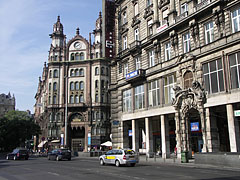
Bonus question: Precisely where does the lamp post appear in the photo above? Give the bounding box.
[64,75,68,147]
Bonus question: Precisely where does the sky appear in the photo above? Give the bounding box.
[0,0,102,113]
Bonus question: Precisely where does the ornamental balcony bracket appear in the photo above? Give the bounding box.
[144,4,153,19]
[158,0,170,9]
[126,69,146,83]
[131,15,141,27]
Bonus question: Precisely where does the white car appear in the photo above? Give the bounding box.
[99,149,139,167]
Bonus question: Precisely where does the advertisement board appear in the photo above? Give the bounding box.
[191,122,199,132]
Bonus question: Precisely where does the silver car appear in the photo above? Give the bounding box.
[99,149,139,167]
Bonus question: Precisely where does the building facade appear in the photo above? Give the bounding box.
[34,13,111,152]
[0,92,15,117]
[110,0,240,159]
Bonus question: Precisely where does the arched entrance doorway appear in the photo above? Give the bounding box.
[187,108,203,153]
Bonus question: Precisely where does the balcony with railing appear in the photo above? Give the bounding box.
[175,11,188,23]
[129,40,141,52]
[131,14,141,27]
[126,69,146,83]
[144,4,153,19]
[194,0,211,12]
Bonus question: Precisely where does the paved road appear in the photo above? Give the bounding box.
[0,157,240,180]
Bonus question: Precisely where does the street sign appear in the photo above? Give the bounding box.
[234,110,240,117]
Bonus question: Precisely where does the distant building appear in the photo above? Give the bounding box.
[0,92,15,117]
[34,12,111,152]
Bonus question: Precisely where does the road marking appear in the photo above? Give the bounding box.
[47,172,60,176]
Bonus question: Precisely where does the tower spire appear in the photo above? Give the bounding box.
[76,27,80,35]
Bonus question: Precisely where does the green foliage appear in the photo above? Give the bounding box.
[0,111,41,152]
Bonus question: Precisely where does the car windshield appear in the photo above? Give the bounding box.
[124,150,135,155]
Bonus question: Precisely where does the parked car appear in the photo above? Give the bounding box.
[47,148,71,161]
[6,148,29,160]
[99,149,139,167]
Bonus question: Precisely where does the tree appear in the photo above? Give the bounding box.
[0,111,41,152]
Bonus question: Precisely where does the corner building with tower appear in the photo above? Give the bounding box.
[35,12,112,152]
[110,0,240,160]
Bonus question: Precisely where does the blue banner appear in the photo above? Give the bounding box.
[191,122,199,132]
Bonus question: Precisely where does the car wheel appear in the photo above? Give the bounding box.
[130,163,136,167]
[6,156,9,160]
[115,160,120,167]
[100,159,105,166]
[56,156,60,161]
[13,156,16,161]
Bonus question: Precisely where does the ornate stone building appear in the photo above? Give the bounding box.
[0,92,15,117]
[35,13,111,152]
[110,0,240,160]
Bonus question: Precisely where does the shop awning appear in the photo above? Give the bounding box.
[101,141,112,147]
[51,139,60,143]
[38,140,47,148]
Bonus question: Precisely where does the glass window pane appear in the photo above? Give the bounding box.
[229,54,236,66]
[230,67,238,89]
[204,75,210,93]
[237,52,240,64]
[210,61,216,72]
[203,64,209,74]
[218,71,224,92]
[217,59,222,69]
[211,72,218,93]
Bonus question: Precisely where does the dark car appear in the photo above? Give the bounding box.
[6,148,29,160]
[47,148,71,161]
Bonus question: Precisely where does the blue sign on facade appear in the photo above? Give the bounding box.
[129,130,132,136]
[126,70,139,80]
[191,122,199,132]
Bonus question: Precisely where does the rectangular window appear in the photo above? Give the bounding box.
[181,3,188,14]
[123,35,127,50]
[165,42,171,61]
[183,32,191,53]
[124,62,128,77]
[229,52,240,89]
[149,80,160,107]
[135,57,141,70]
[203,59,225,94]
[147,19,153,36]
[149,50,155,67]
[231,8,240,33]
[134,3,139,16]
[164,74,176,104]
[147,0,152,7]
[134,28,139,41]
[205,21,214,44]
[135,85,145,110]
[122,11,127,24]
[123,89,132,112]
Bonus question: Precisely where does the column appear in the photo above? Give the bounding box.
[205,107,213,152]
[84,125,88,152]
[132,120,136,151]
[161,115,170,158]
[145,117,150,157]
[199,108,207,153]
[226,104,240,152]
[175,111,181,159]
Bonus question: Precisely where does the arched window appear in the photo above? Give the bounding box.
[95,80,99,88]
[80,81,84,90]
[184,71,193,89]
[80,68,84,76]
[75,82,79,90]
[95,67,99,75]
[70,69,75,77]
[49,70,52,78]
[53,82,57,91]
[70,82,74,91]
[75,95,79,103]
[80,52,84,60]
[95,94,99,102]
[71,53,74,60]
[75,69,79,76]
[80,95,84,102]
[101,67,104,75]
[76,53,80,60]
[101,80,105,89]
[49,96,51,104]
[49,83,52,91]
[53,96,57,104]
[70,95,74,103]
[106,68,109,76]
[53,69,58,78]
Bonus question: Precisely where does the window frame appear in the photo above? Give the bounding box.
[149,49,155,67]
[148,80,160,107]
[231,7,240,33]
[183,32,191,53]
[134,85,145,110]
[165,42,171,61]
[205,21,214,44]
[123,89,132,112]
